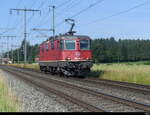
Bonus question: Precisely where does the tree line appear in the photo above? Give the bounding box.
[92,37,150,63]
[4,37,150,63]
[4,39,39,63]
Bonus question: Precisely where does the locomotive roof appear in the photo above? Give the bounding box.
[41,35,91,45]
[58,35,90,39]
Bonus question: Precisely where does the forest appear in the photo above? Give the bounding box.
[4,37,150,63]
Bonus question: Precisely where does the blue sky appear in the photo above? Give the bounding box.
[0,0,150,52]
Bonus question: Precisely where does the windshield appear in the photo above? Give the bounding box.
[80,40,90,50]
[65,40,75,50]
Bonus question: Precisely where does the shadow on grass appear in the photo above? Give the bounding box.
[87,70,105,78]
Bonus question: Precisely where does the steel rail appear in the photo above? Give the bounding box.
[4,66,150,112]
[87,78,150,89]
[69,78,150,94]
[2,67,105,112]
[6,65,150,93]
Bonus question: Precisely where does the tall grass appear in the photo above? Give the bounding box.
[0,76,20,112]
[9,63,40,70]
[92,64,150,85]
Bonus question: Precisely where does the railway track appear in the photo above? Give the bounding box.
[6,65,150,94]
[2,66,104,112]
[2,65,150,112]
[84,78,150,92]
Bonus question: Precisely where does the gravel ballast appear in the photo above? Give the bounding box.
[0,69,85,112]
[1,66,149,112]
[5,67,142,112]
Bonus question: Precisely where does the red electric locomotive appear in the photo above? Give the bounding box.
[39,19,93,77]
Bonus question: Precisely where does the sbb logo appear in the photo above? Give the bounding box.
[75,52,81,57]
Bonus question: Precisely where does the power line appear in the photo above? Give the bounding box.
[27,0,45,24]
[0,35,16,59]
[10,8,41,64]
[28,1,72,41]
[56,0,72,9]
[0,28,15,35]
[56,0,105,28]
[6,0,25,47]
[55,0,82,19]
[65,0,81,11]
[33,0,78,29]
[86,0,150,25]
[5,0,23,33]
[10,0,24,28]
[33,0,74,28]
[16,0,47,46]
[70,0,105,18]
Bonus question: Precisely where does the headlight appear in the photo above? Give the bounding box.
[66,58,71,60]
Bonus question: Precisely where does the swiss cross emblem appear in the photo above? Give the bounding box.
[75,52,81,57]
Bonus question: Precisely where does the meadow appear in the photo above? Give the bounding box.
[0,72,20,112]
[9,61,150,85]
[9,63,40,70]
[92,62,150,85]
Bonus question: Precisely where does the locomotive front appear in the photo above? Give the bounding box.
[59,35,93,76]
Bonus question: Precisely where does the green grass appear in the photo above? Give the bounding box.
[9,63,40,70]
[92,63,150,85]
[0,77,20,112]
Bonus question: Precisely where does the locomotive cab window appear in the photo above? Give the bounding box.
[41,46,44,52]
[65,40,75,50]
[45,44,49,51]
[80,40,90,50]
[60,40,64,50]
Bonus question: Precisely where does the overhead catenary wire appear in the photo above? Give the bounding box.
[15,0,150,46]
[0,0,24,54]
[28,0,54,44]
[33,0,74,28]
[28,0,79,46]
[70,0,105,18]
[56,0,72,9]
[17,0,48,45]
[55,0,82,19]
[6,0,22,28]
[28,0,76,39]
[56,0,105,28]
[35,0,76,28]
[84,0,150,26]
[27,0,45,24]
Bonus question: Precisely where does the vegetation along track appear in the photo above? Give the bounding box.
[1,65,150,112]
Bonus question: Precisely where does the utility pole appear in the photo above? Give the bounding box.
[32,6,55,40]
[10,8,41,64]
[0,36,16,59]
[49,6,55,39]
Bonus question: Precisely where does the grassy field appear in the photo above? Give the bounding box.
[0,72,20,112]
[9,63,40,70]
[92,63,150,85]
[8,61,150,85]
